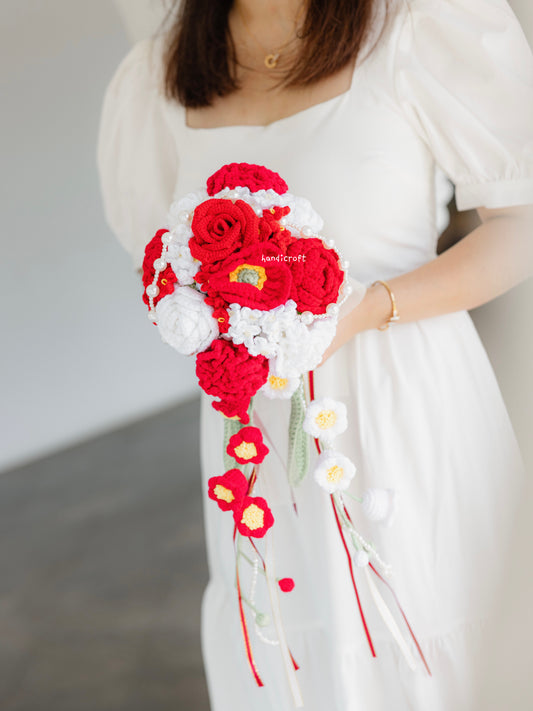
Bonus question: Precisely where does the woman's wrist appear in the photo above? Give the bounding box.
[349,282,394,334]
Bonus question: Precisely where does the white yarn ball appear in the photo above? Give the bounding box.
[361,488,397,527]
[354,550,370,567]
[155,287,218,356]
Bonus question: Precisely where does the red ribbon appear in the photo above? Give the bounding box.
[308,371,376,657]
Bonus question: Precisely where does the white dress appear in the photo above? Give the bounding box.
[98,1,533,709]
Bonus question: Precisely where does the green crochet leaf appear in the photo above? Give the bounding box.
[222,398,255,472]
[287,382,309,487]
[223,418,244,471]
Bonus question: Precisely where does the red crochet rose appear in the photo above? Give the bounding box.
[207,163,288,196]
[205,243,292,311]
[227,426,269,465]
[142,229,178,307]
[234,495,274,538]
[208,469,249,512]
[189,199,259,265]
[196,340,269,423]
[286,238,344,314]
[258,206,296,253]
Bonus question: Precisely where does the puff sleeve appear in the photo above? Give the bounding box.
[97,37,178,269]
[394,0,533,210]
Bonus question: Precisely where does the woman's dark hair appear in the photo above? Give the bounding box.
[164,0,383,107]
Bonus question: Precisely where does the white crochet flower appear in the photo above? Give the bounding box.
[361,489,397,528]
[303,397,348,442]
[313,451,356,494]
[156,286,218,356]
[166,189,208,232]
[166,241,199,286]
[260,371,301,400]
[274,316,336,378]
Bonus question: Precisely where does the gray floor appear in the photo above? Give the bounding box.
[0,398,210,711]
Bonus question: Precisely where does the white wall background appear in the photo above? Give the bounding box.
[0,0,196,472]
[0,0,531,473]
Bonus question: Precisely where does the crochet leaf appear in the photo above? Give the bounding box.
[222,398,256,471]
[223,418,244,471]
[287,383,309,487]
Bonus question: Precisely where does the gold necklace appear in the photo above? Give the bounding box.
[236,3,305,69]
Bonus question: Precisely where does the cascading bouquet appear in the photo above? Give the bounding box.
[142,163,430,706]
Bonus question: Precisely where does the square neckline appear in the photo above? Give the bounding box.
[182,58,358,133]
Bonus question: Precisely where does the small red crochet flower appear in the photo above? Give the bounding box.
[208,469,249,512]
[227,426,269,465]
[234,496,274,538]
[278,578,295,593]
[189,199,259,265]
[142,229,178,307]
[196,340,269,423]
[207,163,288,196]
[258,206,296,253]
[204,294,230,334]
[286,238,344,314]
[205,243,292,311]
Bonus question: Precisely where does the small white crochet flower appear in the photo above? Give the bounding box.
[303,397,347,442]
[166,241,199,286]
[260,371,301,400]
[361,489,397,528]
[156,286,218,356]
[312,451,356,494]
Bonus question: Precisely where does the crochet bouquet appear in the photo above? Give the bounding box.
[142,163,429,705]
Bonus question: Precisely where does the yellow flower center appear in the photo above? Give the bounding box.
[234,441,258,460]
[241,504,265,530]
[326,465,344,484]
[315,410,337,429]
[268,375,288,390]
[214,485,235,503]
[229,263,267,290]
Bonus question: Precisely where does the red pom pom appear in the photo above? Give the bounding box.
[142,229,178,307]
[207,163,288,196]
[278,577,295,593]
[286,238,344,314]
[234,496,274,538]
[189,199,259,265]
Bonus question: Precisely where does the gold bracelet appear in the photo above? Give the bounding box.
[372,280,400,331]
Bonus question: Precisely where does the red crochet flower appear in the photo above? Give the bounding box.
[278,578,295,593]
[258,206,296,253]
[234,496,274,538]
[205,243,292,311]
[142,229,178,307]
[207,163,288,196]
[208,469,249,512]
[189,199,259,265]
[227,426,269,465]
[196,340,269,423]
[286,238,344,314]
[204,295,230,334]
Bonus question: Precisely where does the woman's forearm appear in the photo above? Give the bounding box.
[322,206,533,359]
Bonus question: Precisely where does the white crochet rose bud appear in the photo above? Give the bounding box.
[155,286,218,356]
[361,488,397,528]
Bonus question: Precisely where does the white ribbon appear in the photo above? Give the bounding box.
[363,567,418,671]
[265,534,304,708]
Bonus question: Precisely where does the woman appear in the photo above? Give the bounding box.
[98,0,533,709]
